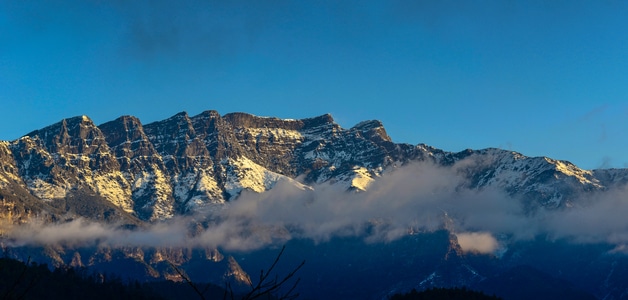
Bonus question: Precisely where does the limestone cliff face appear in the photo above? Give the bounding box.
[0,110,626,222]
[0,141,20,184]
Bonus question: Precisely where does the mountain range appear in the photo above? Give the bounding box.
[1,110,628,299]
[1,110,626,222]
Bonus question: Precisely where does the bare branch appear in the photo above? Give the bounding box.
[168,261,206,300]
[279,277,301,300]
[173,245,304,300]
[3,256,31,300]
[242,246,305,300]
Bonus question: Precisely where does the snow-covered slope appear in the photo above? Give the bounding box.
[1,110,626,222]
[450,148,605,209]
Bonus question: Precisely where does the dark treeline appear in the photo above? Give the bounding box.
[3,256,507,300]
[390,287,502,300]
[0,257,226,300]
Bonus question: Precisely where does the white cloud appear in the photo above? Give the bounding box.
[5,160,628,253]
[456,232,499,254]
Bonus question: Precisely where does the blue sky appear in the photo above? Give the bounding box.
[1,1,627,170]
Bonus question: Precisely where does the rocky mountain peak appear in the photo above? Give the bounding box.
[25,115,105,155]
[223,112,301,131]
[301,113,335,128]
[190,110,222,134]
[99,115,145,146]
[143,112,197,157]
[351,120,391,143]
[98,115,159,173]
[351,119,383,130]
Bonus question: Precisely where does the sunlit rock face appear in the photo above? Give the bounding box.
[1,110,627,222]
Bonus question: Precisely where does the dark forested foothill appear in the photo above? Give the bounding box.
[390,287,502,300]
[0,257,226,300]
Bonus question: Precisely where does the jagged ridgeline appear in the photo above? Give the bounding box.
[0,111,409,222]
[1,110,627,223]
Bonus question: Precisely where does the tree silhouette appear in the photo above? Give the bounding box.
[169,246,305,300]
[241,246,305,300]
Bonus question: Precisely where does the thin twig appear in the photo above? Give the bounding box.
[250,245,285,294]
[279,277,301,300]
[242,246,305,300]
[168,261,206,300]
[16,274,39,300]
[3,256,31,300]
[223,282,229,300]
[247,260,305,300]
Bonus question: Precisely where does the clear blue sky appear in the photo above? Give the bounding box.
[1,1,627,170]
